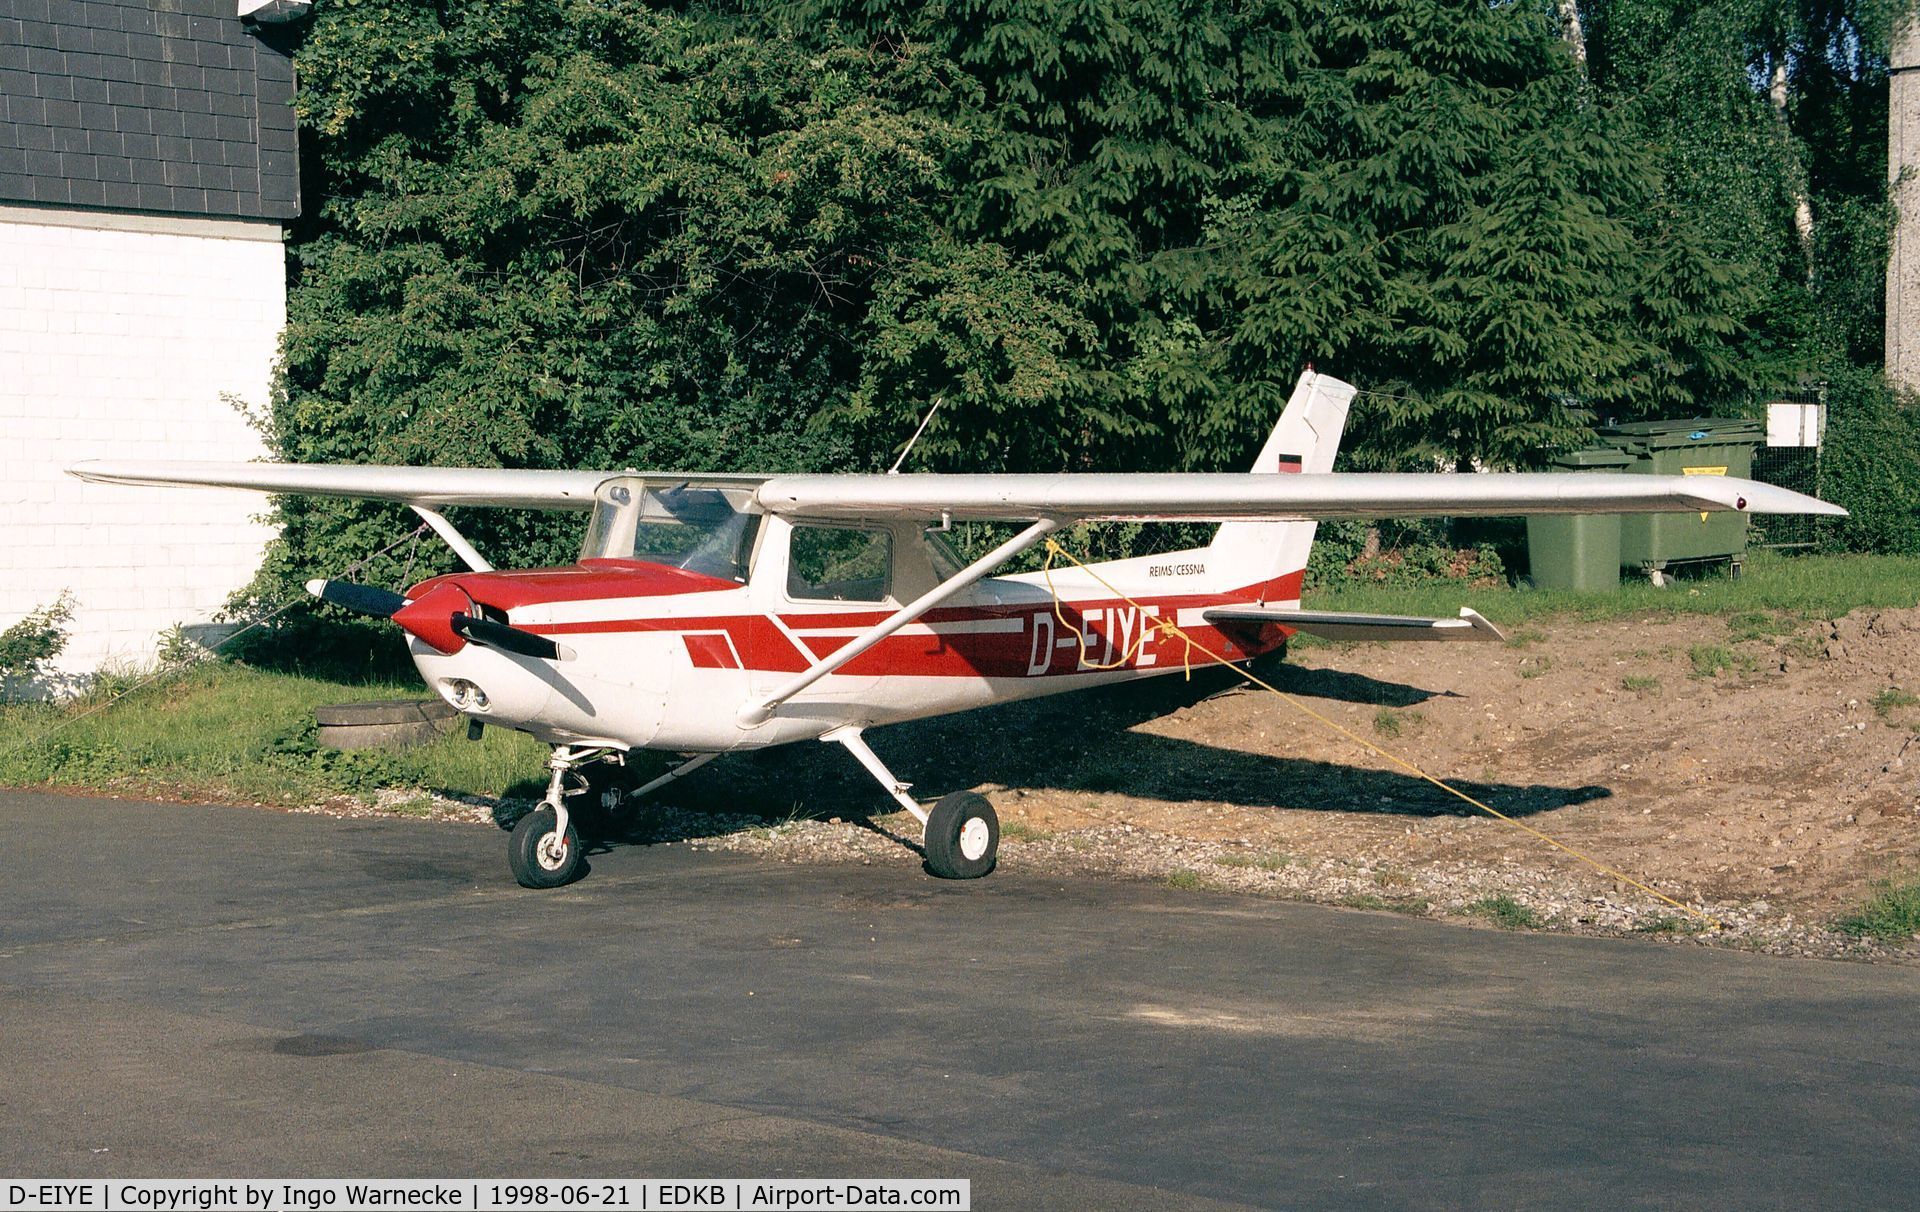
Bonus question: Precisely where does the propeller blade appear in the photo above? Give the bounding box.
[450,613,573,662]
[306,578,408,618]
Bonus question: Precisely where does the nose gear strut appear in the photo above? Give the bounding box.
[508,744,622,888]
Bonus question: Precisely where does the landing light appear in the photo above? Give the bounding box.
[446,679,490,712]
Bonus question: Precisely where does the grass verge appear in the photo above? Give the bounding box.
[0,661,549,805]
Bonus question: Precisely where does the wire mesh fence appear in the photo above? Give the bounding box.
[1749,382,1827,551]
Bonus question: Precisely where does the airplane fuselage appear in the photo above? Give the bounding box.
[403,534,1296,755]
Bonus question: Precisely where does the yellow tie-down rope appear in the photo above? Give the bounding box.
[1038,538,1722,930]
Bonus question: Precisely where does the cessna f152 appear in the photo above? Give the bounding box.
[70,372,1844,888]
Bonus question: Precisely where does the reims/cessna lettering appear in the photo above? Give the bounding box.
[71,372,1844,889]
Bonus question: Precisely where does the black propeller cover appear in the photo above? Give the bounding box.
[305,579,408,619]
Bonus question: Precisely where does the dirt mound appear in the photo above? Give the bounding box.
[1811,605,1920,671]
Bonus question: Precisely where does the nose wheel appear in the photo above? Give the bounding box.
[508,804,581,888]
[508,744,610,888]
[506,746,726,888]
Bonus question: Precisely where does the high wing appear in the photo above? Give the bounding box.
[64,460,763,510]
[751,471,1844,522]
[69,462,1844,521]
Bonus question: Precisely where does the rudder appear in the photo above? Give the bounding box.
[1207,370,1356,602]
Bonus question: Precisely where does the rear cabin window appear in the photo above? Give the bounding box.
[787,526,892,602]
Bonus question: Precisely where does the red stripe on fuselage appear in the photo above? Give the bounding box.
[682,633,743,670]
[537,612,815,672]
[522,570,1303,679]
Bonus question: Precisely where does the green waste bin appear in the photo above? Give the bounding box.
[1597,418,1764,579]
[1525,448,1633,591]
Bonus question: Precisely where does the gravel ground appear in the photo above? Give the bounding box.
[287,785,1920,963]
[258,603,1920,964]
[684,811,1920,963]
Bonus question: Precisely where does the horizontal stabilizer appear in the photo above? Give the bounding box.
[1204,605,1506,643]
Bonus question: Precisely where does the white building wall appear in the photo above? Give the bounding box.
[1,204,284,684]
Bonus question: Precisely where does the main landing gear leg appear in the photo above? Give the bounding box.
[823,726,999,881]
[630,751,720,800]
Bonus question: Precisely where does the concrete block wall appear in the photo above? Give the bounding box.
[1,204,283,683]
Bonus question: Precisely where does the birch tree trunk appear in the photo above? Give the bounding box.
[1770,57,1817,265]
[1558,0,1587,68]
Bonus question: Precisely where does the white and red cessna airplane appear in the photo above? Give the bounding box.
[71,372,1842,888]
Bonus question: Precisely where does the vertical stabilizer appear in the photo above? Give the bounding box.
[1207,371,1356,601]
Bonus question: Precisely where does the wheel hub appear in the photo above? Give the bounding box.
[959,817,990,861]
[537,832,570,870]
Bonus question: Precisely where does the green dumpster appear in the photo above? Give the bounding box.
[1525,448,1633,591]
[1597,418,1764,581]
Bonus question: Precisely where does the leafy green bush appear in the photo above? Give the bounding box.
[253,0,1797,598]
[25,739,134,784]
[1305,520,1505,592]
[263,716,417,797]
[0,593,75,695]
[1818,367,1920,555]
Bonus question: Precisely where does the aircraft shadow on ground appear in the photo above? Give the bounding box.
[554,662,1609,854]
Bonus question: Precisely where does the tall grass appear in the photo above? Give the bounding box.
[1836,877,1920,940]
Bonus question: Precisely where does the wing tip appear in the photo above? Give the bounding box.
[1458,607,1506,642]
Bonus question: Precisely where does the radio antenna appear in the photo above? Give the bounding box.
[888,396,944,475]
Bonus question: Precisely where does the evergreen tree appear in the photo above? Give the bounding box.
[258,0,1088,597]
[252,0,1892,601]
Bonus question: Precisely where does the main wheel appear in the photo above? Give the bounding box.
[923,791,999,880]
[508,804,583,889]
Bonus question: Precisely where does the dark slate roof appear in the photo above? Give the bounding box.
[0,0,299,221]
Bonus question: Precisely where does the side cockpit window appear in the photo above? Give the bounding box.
[787,526,892,602]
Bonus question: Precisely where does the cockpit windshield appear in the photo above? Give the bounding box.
[582,477,762,583]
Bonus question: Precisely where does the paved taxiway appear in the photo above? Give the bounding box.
[1,790,1917,1208]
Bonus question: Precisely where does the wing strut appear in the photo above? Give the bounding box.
[411,505,493,572]
[738,516,1061,726]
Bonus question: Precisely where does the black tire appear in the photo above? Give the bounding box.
[923,791,998,880]
[508,805,583,889]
